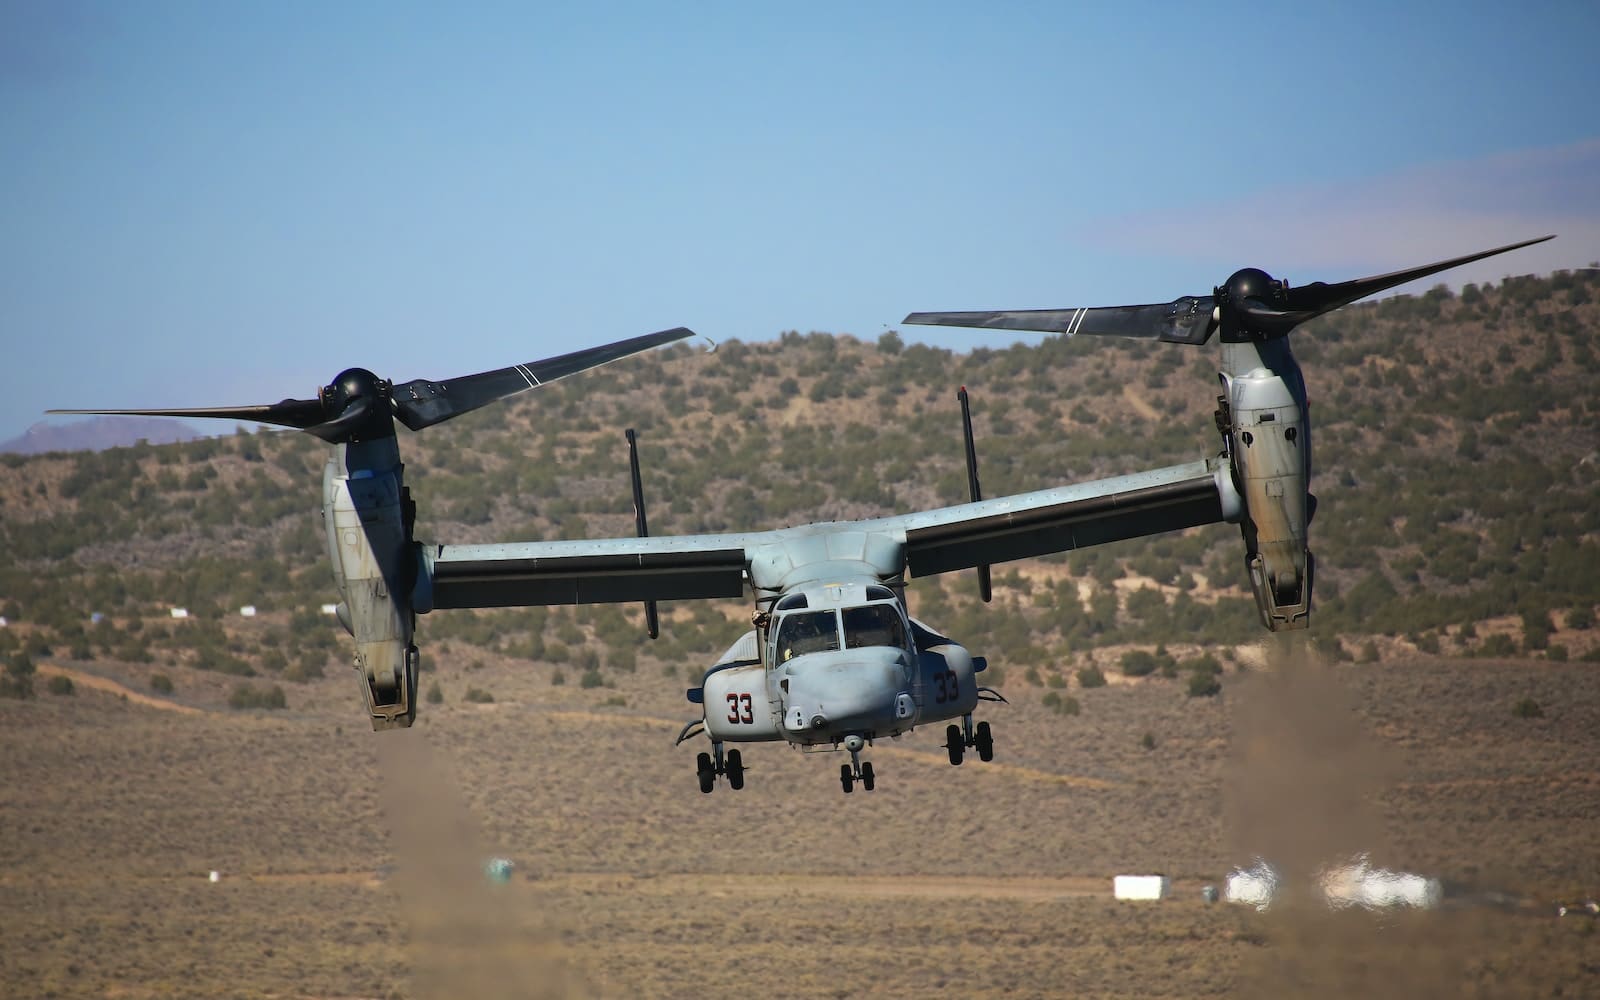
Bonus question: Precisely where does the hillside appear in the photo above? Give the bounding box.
[4,269,1600,999]
[2,268,1596,692]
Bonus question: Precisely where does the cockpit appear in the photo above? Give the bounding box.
[773,586,908,662]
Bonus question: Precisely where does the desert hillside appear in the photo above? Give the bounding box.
[2,269,1599,997]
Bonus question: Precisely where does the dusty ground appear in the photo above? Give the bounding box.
[3,641,1599,998]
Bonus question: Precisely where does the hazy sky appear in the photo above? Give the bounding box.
[4,1,1597,443]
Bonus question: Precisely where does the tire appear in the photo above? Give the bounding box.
[726,749,745,791]
[840,763,854,793]
[860,761,875,792]
[975,720,994,762]
[696,752,716,794]
[946,724,965,766]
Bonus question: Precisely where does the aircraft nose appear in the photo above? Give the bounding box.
[782,649,908,733]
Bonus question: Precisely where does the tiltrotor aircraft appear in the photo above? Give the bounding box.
[51,236,1549,795]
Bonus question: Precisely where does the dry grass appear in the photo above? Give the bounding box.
[4,640,1599,997]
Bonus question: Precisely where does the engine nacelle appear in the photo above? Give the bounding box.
[323,441,419,730]
[1223,363,1312,631]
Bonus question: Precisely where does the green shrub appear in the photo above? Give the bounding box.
[463,687,495,704]
[1477,633,1517,657]
[1075,665,1106,689]
[149,673,174,694]
[551,669,566,686]
[579,668,604,689]
[1512,697,1544,719]
[1140,731,1156,750]
[426,681,443,704]
[1,653,36,699]
[1120,649,1158,677]
[47,673,76,696]
[1041,691,1080,716]
[1187,672,1222,698]
[228,683,287,710]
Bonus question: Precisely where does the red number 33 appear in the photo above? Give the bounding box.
[726,692,754,724]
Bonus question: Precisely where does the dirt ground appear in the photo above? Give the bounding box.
[3,643,1599,998]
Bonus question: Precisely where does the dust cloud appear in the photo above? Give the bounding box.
[376,732,586,1000]
[1226,635,1393,891]
[1227,635,1486,999]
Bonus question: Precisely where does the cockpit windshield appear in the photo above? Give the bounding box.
[775,610,840,661]
[842,603,907,650]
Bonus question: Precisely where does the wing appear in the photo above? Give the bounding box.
[421,530,773,610]
[418,458,1230,610]
[880,458,1230,577]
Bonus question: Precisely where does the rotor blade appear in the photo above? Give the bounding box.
[391,326,695,432]
[48,398,328,430]
[1280,234,1555,321]
[904,297,1217,345]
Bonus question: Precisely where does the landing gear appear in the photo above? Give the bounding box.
[975,720,994,762]
[946,715,995,765]
[694,741,747,794]
[839,734,876,793]
[945,724,965,766]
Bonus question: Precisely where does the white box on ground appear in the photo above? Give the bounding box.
[1113,875,1171,900]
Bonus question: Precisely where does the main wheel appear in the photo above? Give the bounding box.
[945,724,965,766]
[975,720,994,762]
[840,763,854,793]
[696,751,716,794]
[726,749,745,791]
[860,761,875,791]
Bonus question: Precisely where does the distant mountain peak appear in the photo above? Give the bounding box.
[0,417,206,455]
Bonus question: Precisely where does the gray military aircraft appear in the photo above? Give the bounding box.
[49,235,1551,795]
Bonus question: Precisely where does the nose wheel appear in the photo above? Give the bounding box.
[695,742,745,794]
[839,735,876,793]
[945,715,995,766]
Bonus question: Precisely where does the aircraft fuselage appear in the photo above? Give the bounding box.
[693,580,985,751]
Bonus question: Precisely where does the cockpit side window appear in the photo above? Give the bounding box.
[775,610,840,661]
[842,603,908,650]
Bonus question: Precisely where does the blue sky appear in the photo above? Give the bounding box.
[4,1,1597,443]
